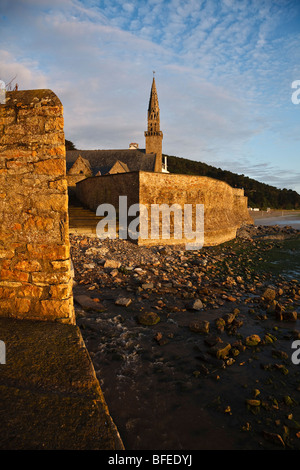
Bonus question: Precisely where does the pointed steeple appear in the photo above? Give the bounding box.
[145,74,163,172]
[147,76,161,133]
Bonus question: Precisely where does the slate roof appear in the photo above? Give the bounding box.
[66,149,156,175]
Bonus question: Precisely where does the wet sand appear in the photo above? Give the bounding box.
[70,227,300,450]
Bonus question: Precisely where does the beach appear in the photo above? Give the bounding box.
[70,221,300,450]
[251,210,300,229]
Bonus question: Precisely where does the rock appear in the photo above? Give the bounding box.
[186,299,203,310]
[262,431,285,447]
[137,311,160,326]
[215,317,226,332]
[209,342,231,359]
[85,246,109,256]
[262,287,276,302]
[83,262,96,269]
[222,312,236,325]
[263,333,277,344]
[189,320,210,334]
[154,332,163,342]
[245,334,261,346]
[74,294,106,312]
[141,282,154,290]
[246,399,261,407]
[110,269,119,277]
[104,259,121,269]
[154,332,169,346]
[115,296,132,307]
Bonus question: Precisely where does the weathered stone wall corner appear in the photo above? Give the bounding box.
[0,89,74,324]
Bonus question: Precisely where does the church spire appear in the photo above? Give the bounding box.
[145,75,163,172]
[147,75,160,133]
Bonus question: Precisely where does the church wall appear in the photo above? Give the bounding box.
[76,172,140,213]
[0,89,75,323]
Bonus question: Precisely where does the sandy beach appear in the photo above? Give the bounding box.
[251,210,300,229]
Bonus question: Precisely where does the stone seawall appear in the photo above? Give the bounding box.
[139,172,253,246]
[0,89,74,323]
[76,171,253,247]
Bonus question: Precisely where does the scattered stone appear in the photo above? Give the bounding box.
[189,320,209,334]
[185,299,203,311]
[262,287,276,302]
[74,294,106,312]
[262,431,285,447]
[137,311,160,326]
[246,399,261,407]
[104,259,121,269]
[245,334,261,347]
[115,296,132,307]
[209,342,231,359]
[110,269,119,277]
[154,332,163,342]
[83,262,96,269]
[222,312,236,325]
[85,246,109,256]
[215,317,226,332]
[141,282,154,290]
[264,333,277,344]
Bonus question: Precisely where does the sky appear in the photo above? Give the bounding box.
[1,0,300,192]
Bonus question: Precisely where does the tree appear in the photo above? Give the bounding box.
[65,139,77,150]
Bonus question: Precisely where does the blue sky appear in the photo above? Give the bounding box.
[1,0,300,192]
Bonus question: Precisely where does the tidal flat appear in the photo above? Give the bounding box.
[70,224,300,450]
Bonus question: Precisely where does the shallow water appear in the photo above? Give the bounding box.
[255,215,300,230]
[254,216,300,280]
[261,238,300,280]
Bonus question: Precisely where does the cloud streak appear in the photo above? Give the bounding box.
[0,0,300,191]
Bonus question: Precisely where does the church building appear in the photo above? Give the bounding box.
[66,76,168,183]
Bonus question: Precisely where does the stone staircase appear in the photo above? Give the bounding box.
[68,196,119,236]
[68,200,100,235]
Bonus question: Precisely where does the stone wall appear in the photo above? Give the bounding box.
[139,172,253,246]
[76,172,140,213]
[76,171,253,247]
[0,89,74,323]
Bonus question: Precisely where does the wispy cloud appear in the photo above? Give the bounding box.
[0,0,300,191]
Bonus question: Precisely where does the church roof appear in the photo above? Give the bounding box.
[66,149,156,175]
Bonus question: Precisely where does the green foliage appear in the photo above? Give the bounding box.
[165,154,300,210]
